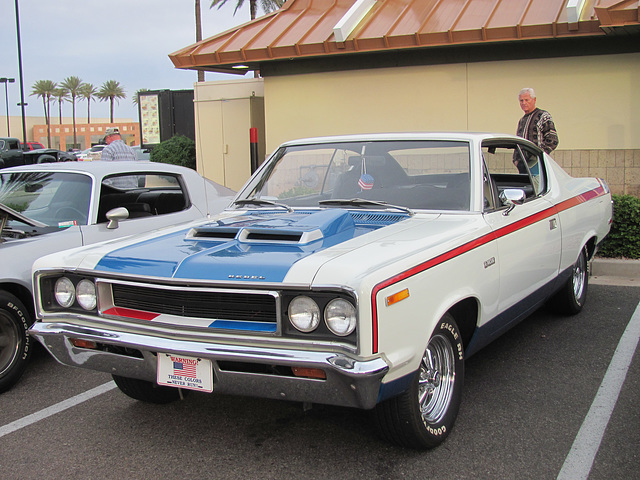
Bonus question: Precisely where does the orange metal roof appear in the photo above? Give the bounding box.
[170,0,640,73]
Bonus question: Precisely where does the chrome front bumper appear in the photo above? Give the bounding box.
[29,322,389,409]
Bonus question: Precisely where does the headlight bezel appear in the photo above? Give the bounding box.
[283,291,358,344]
[43,274,99,313]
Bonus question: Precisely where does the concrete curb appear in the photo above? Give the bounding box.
[590,258,640,286]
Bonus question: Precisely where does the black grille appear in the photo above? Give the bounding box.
[111,283,277,323]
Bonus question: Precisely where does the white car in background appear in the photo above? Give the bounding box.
[0,161,234,392]
[75,144,107,161]
[29,133,612,449]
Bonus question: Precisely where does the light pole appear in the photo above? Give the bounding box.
[14,0,27,144]
[0,77,15,136]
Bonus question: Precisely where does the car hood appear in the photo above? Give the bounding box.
[84,209,423,283]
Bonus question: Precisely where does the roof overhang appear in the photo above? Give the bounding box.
[169,0,640,75]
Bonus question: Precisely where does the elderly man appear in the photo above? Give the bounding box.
[100,127,137,161]
[516,88,558,154]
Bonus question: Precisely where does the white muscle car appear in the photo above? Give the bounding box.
[29,133,612,449]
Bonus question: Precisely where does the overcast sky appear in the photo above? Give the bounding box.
[0,0,262,121]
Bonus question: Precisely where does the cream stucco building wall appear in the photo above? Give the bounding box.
[264,53,639,151]
[194,79,265,191]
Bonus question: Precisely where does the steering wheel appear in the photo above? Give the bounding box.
[54,207,88,224]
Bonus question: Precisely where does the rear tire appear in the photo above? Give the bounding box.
[550,247,588,315]
[112,375,184,404]
[374,313,464,449]
[0,292,32,393]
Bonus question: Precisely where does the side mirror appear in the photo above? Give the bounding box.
[499,189,526,216]
[105,207,129,229]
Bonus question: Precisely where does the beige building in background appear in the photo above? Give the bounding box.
[171,0,640,196]
[0,116,137,150]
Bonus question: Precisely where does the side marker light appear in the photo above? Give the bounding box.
[386,288,410,307]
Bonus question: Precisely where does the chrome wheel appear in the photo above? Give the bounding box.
[419,333,456,424]
[374,314,464,449]
[549,246,589,315]
[572,250,587,304]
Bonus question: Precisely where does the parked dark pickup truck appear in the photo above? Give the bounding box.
[0,137,76,168]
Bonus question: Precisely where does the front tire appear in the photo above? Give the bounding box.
[112,374,184,404]
[0,292,32,393]
[374,314,464,449]
[550,247,588,315]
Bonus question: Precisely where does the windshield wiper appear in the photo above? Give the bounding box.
[319,198,414,216]
[233,197,294,213]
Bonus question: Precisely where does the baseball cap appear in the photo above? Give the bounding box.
[105,127,120,136]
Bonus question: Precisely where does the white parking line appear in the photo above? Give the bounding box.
[0,381,116,439]
[557,301,640,480]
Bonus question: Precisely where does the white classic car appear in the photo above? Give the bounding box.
[0,161,234,392]
[29,133,612,449]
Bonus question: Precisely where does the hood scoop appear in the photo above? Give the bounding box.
[187,210,356,246]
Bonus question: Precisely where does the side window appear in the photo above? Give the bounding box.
[97,173,188,223]
[482,142,547,203]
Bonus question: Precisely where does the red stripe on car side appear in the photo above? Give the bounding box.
[370,186,607,353]
[103,307,159,321]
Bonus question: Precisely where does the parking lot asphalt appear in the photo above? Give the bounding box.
[1,284,638,480]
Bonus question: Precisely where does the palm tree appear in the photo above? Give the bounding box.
[30,80,57,148]
[79,83,98,124]
[60,76,84,149]
[97,80,126,123]
[132,89,150,107]
[132,88,150,122]
[210,0,285,20]
[52,88,68,125]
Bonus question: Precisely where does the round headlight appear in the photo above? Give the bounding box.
[288,296,320,332]
[76,279,97,311]
[54,277,76,308]
[325,298,357,336]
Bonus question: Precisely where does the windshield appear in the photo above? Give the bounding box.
[239,140,471,211]
[0,171,92,227]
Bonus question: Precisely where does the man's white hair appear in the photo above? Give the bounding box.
[519,87,536,98]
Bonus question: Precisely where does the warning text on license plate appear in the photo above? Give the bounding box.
[157,353,213,392]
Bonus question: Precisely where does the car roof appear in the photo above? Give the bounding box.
[0,161,195,176]
[278,132,530,147]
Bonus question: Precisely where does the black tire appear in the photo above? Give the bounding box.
[112,374,184,404]
[36,154,56,164]
[374,313,464,449]
[550,247,588,315]
[0,292,32,393]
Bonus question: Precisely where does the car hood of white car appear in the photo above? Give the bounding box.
[34,208,484,287]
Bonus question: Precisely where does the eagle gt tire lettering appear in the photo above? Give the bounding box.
[374,313,464,449]
[0,292,32,393]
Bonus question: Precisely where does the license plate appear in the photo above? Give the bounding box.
[157,353,213,393]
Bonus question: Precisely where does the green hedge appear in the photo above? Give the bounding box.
[149,135,196,170]
[598,194,640,259]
